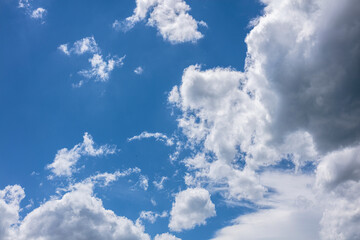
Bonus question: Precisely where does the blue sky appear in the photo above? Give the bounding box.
[1,0,360,240]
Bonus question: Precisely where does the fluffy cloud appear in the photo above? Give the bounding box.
[0,185,25,240]
[154,233,181,240]
[134,66,144,75]
[169,188,215,231]
[114,0,205,44]
[0,170,150,240]
[30,8,46,19]
[169,0,360,237]
[47,132,116,177]
[136,211,168,224]
[316,145,360,240]
[58,37,125,83]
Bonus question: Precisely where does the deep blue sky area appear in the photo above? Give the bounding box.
[0,0,262,239]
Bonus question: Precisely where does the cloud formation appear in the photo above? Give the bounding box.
[47,132,116,177]
[58,37,125,83]
[169,188,215,231]
[114,0,205,44]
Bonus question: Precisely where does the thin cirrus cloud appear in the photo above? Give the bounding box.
[58,36,125,84]
[166,0,360,238]
[113,0,206,44]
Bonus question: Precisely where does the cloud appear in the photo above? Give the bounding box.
[168,0,360,237]
[136,211,168,225]
[154,233,181,240]
[79,54,125,82]
[153,176,168,190]
[114,0,205,44]
[30,8,46,19]
[316,145,360,240]
[139,175,149,190]
[18,0,46,21]
[47,132,116,178]
[212,171,322,240]
[128,131,174,146]
[0,185,25,240]
[169,188,215,232]
[134,66,144,75]
[58,37,125,84]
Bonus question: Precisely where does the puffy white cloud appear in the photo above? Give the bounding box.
[17,180,150,240]
[128,131,174,146]
[58,37,125,84]
[169,0,360,237]
[115,0,205,44]
[47,132,116,177]
[169,188,215,232]
[79,54,125,82]
[30,8,46,19]
[0,185,25,240]
[154,233,181,240]
[316,145,360,240]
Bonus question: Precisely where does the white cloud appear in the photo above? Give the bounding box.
[128,131,174,146]
[136,210,167,224]
[47,132,116,178]
[153,176,168,190]
[79,54,125,82]
[212,171,322,240]
[18,0,47,21]
[154,233,181,240]
[115,0,205,44]
[134,66,144,75]
[0,185,25,240]
[139,175,149,190]
[30,8,46,19]
[316,145,360,240]
[169,188,215,232]
[58,37,125,84]
[169,0,360,237]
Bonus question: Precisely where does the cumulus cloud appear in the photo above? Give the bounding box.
[154,233,181,240]
[139,175,149,190]
[0,185,25,240]
[128,131,174,146]
[47,132,116,178]
[168,0,360,237]
[0,169,150,240]
[58,37,125,84]
[30,8,46,19]
[169,188,215,232]
[114,0,205,44]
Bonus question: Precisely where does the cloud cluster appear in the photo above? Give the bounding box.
[18,0,47,21]
[0,169,150,240]
[169,188,215,231]
[47,132,116,177]
[58,37,125,83]
[114,0,206,44]
[168,0,360,237]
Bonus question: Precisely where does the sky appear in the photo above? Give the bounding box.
[0,0,359,239]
